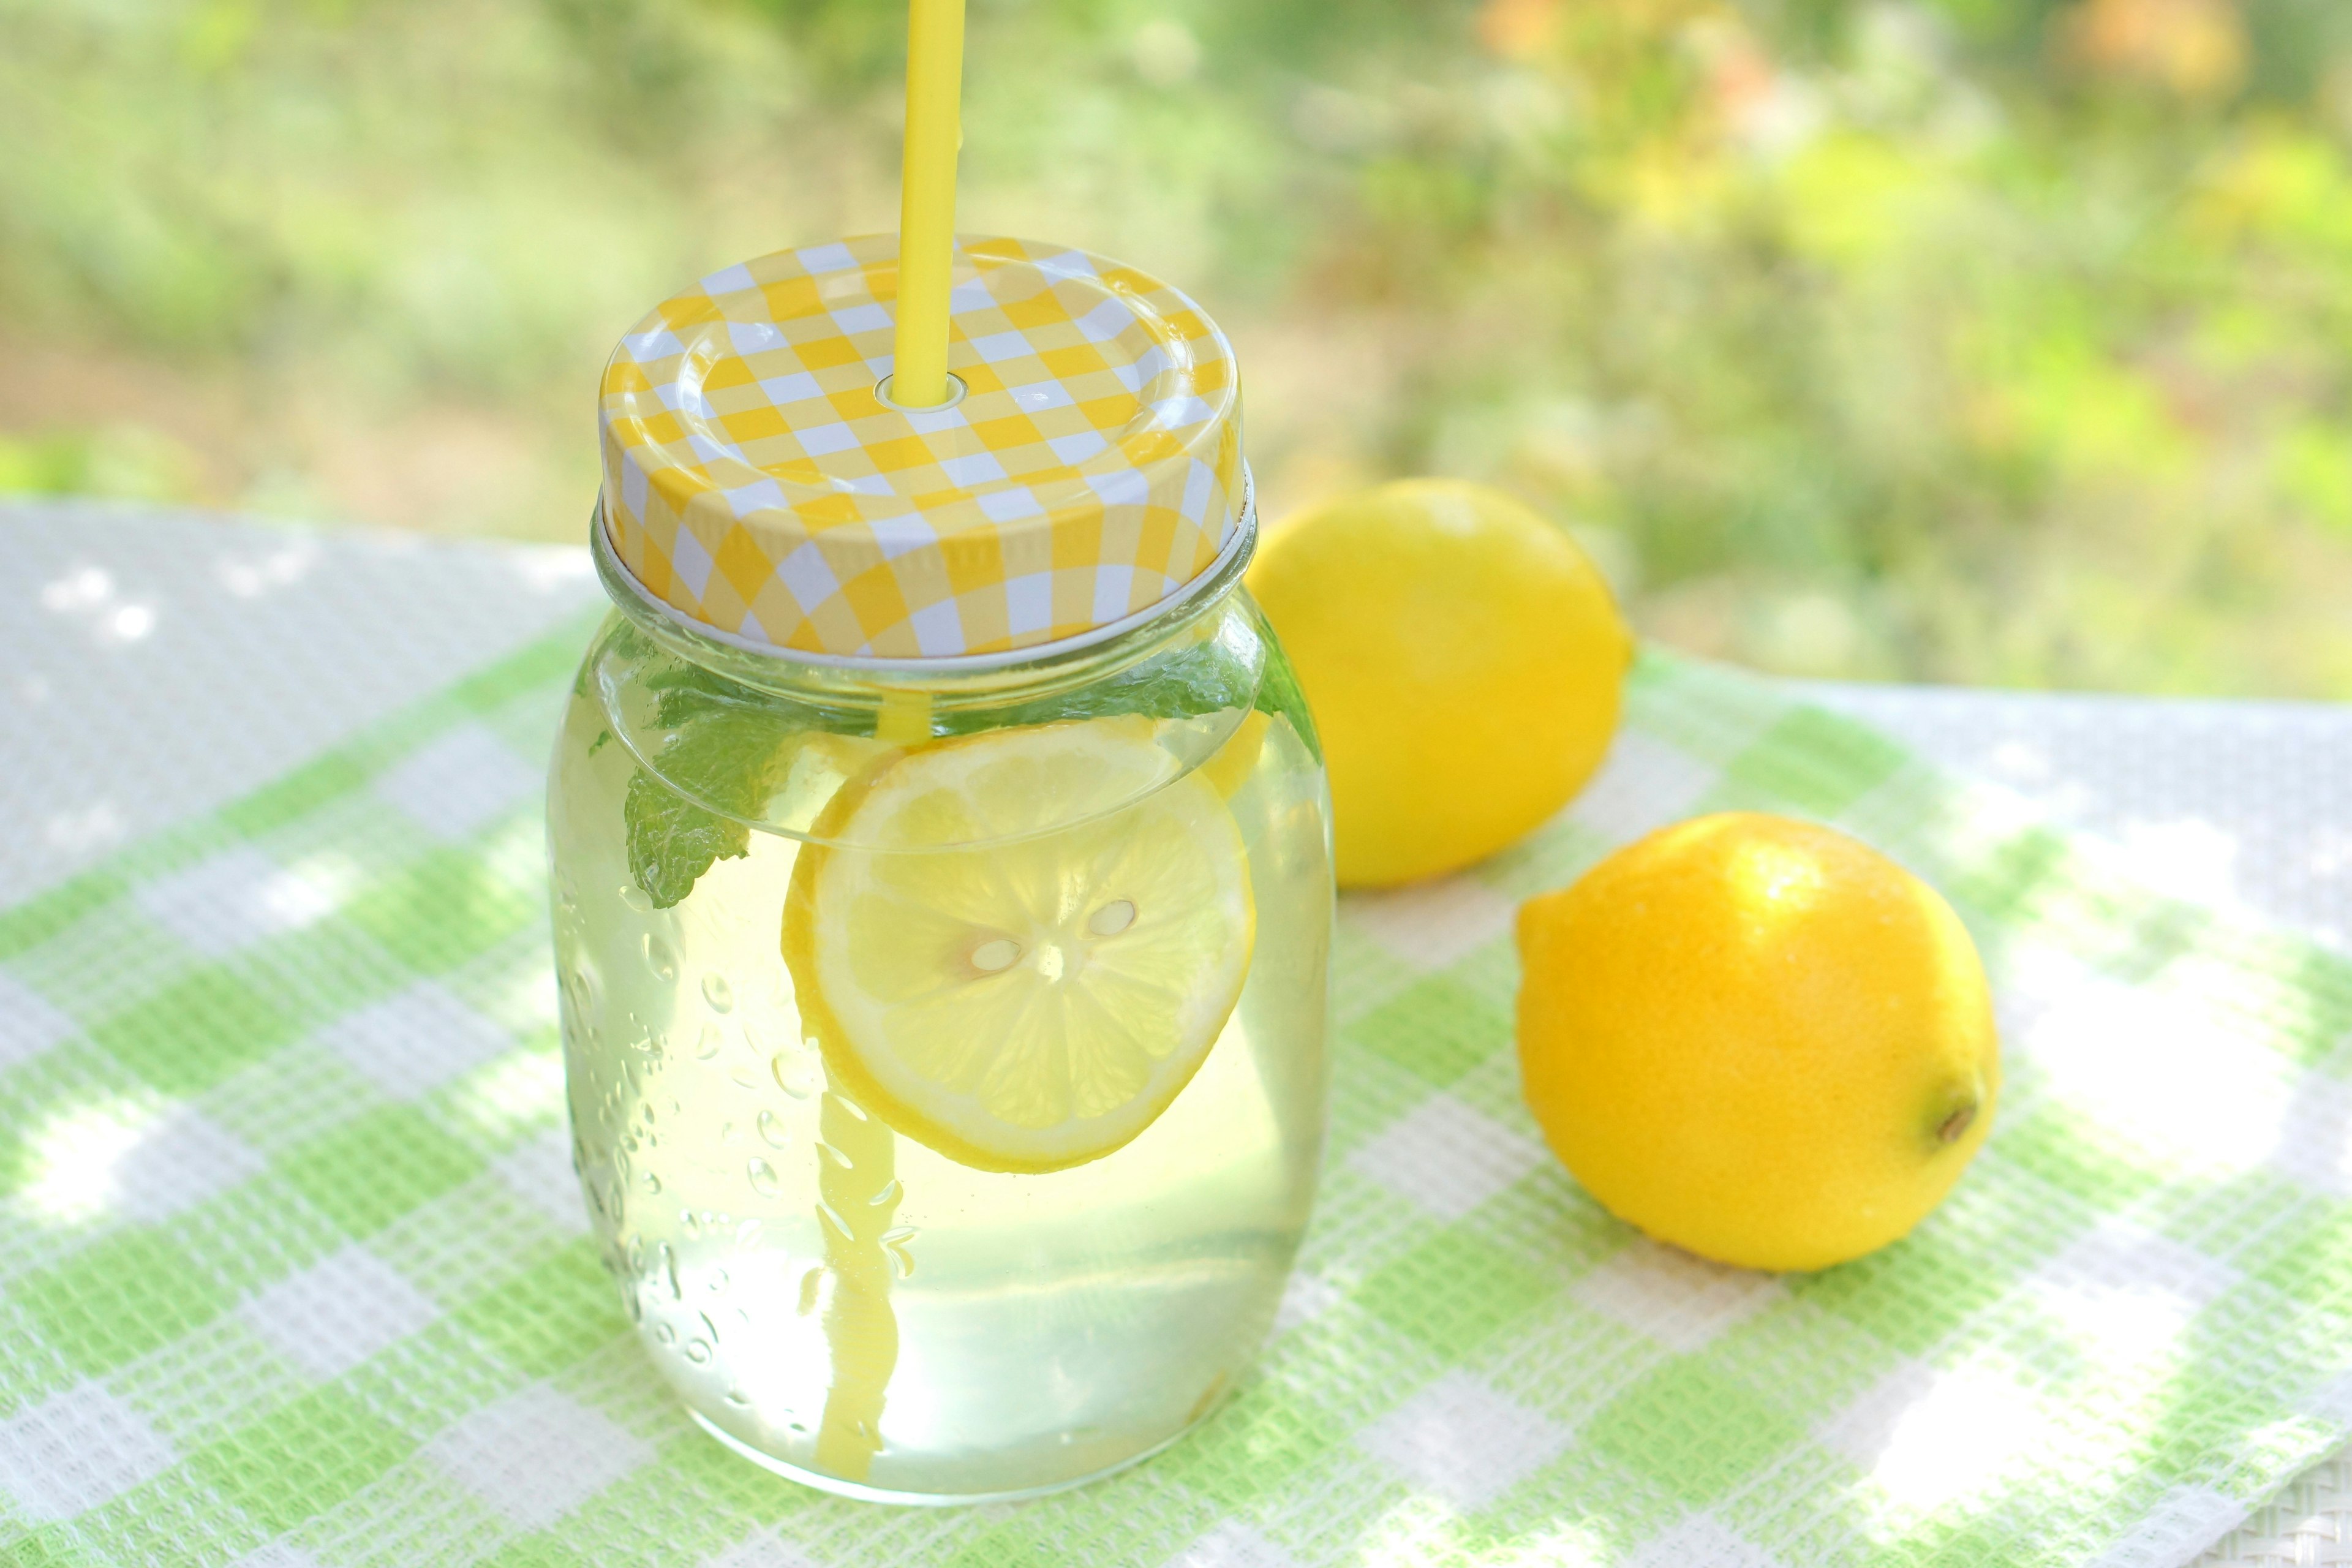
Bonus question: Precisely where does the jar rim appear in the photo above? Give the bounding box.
[593,467,1257,679]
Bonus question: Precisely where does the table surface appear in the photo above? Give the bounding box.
[2,499,2345,1566]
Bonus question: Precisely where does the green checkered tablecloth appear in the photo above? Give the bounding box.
[3,621,2348,1568]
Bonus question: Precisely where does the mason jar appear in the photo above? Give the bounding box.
[546,235,1335,1503]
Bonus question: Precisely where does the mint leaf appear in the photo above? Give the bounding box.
[940,633,1256,735]
[625,766,751,908]
[1250,644,1320,761]
[624,696,796,910]
[644,658,864,736]
[615,615,1319,908]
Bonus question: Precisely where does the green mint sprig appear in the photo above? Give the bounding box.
[620,624,1313,909]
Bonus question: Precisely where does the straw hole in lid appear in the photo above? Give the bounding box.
[874,371,970,413]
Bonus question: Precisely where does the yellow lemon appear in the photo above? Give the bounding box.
[1516,813,1999,1272]
[1246,478,1630,888]
[784,717,1256,1174]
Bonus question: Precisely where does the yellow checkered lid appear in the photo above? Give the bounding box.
[597,234,1245,661]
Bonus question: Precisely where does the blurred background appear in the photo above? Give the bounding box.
[7,0,2352,695]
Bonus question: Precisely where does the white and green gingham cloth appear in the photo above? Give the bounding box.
[2,624,2348,1568]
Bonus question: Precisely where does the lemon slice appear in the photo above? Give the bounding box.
[783,717,1257,1174]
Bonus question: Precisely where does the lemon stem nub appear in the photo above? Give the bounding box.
[1936,1104,1978,1146]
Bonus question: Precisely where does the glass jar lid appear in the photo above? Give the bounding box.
[598,235,1244,662]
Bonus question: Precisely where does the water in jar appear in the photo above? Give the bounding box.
[547,615,1331,1501]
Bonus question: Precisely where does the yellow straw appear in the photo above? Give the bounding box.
[892,0,967,409]
[874,688,935,747]
[807,0,961,1481]
[812,1085,899,1483]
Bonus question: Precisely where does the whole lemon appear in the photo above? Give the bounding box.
[1517,813,1999,1273]
[1247,479,1630,888]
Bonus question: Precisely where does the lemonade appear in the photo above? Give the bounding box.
[559,232,1333,1499]
[548,579,1332,1500]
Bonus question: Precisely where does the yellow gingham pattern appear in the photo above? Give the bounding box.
[598,235,1245,660]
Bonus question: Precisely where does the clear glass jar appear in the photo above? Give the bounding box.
[548,503,1333,1503]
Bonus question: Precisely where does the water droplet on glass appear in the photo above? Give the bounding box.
[1087,899,1137,937]
[818,1142,853,1172]
[700,1310,722,1343]
[721,1121,742,1144]
[643,933,679,982]
[746,1157,780,1197]
[685,1340,712,1364]
[654,1323,676,1346]
[705,1269,729,1294]
[869,1179,902,1208]
[680,1210,701,1239]
[797,1267,824,1316]
[726,1389,750,1408]
[701,973,735,1013]
[772,1054,818,1099]
[736,1218,762,1245]
[757,1110,789,1149]
[695,1023,725,1060]
[660,1242,682,1300]
[560,964,599,1016]
[729,1061,758,1088]
[641,1170,662,1195]
[626,1235,646,1276]
[620,883,654,915]
[880,1224,917,1278]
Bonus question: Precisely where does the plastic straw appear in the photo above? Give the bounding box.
[892,0,967,408]
[808,0,963,1480]
[812,1086,900,1483]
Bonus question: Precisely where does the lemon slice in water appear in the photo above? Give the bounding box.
[784,717,1257,1174]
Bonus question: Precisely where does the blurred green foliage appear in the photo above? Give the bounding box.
[6,0,2352,694]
